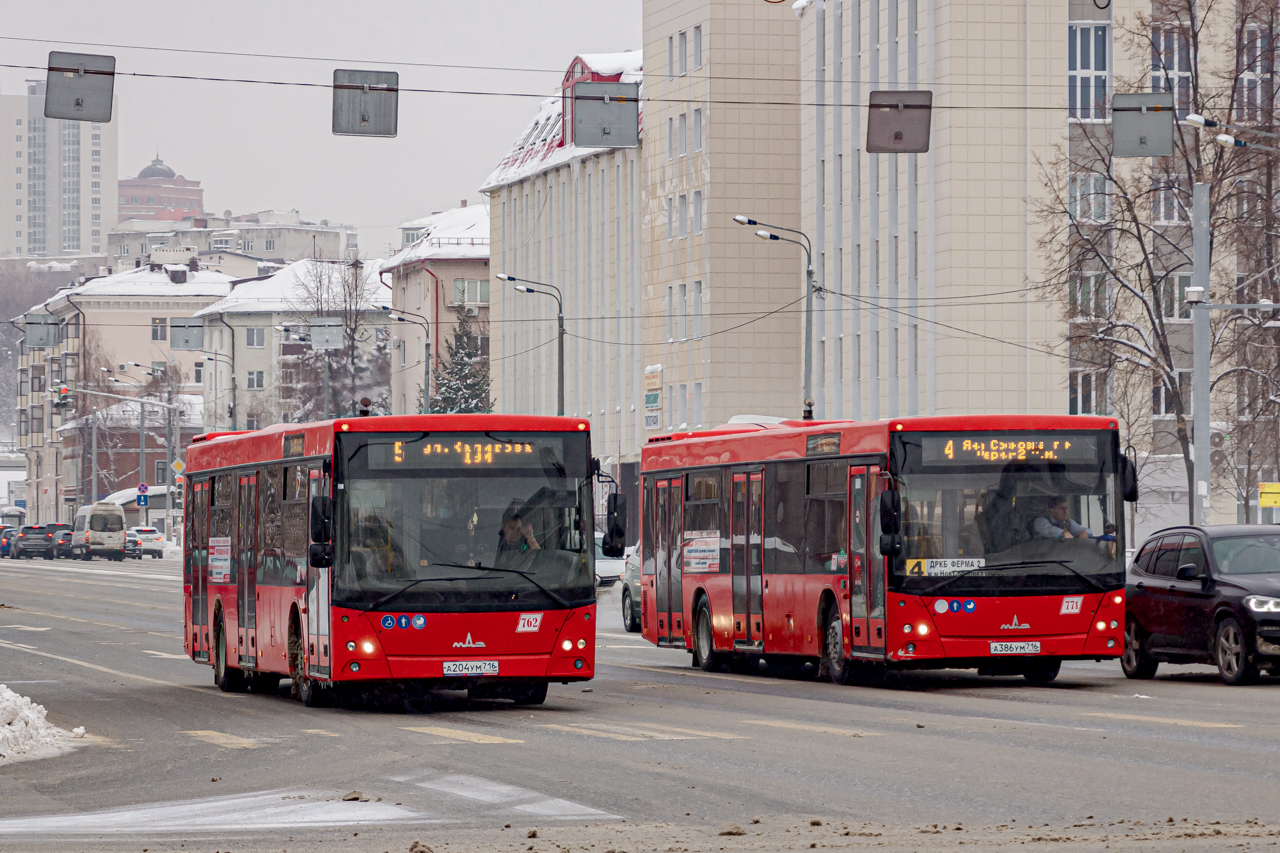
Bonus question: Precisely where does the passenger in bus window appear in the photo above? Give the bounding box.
[1032,496,1093,540]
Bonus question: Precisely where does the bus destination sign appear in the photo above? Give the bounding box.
[921,433,1100,465]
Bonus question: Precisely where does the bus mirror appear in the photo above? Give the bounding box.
[308,542,333,568]
[602,492,627,558]
[1121,456,1139,503]
[879,533,903,557]
[310,495,333,542]
[879,490,901,534]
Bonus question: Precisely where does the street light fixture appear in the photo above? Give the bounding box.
[737,215,817,408]
[496,273,564,417]
[378,306,432,413]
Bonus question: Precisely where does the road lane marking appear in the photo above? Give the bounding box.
[0,625,51,631]
[303,729,342,737]
[1081,712,1242,729]
[401,726,523,744]
[628,721,747,739]
[538,724,646,741]
[417,774,617,819]
[181,730,264,749]
[141,650,190,659]
[0,564,177,582]
[743,719,876,737]
[0,638,205,693]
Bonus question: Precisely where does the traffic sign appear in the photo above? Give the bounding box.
[137,482,149,495]
[136,494,149,507]
[171,459,185,475]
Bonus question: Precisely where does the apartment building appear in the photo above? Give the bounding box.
[482,51,646,477]
[0,80,119,258]
[195,258,391,431]
[15,258,232,522]
[109,209,358,269]
[385,204,490,415]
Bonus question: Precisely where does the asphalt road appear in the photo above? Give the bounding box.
[1,555,1279,852]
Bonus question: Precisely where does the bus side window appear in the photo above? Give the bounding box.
[211,474,234,583]
[258,464,284,584]
[642,476,656,575]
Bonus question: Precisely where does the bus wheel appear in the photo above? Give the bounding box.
[692,600,723,672]
[289,623,326,707]
[511,682,548,706]
[213,617,246,693]
[1023,659,1062,685]
[821,606,854,685]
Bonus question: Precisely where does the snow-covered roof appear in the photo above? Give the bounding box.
[193,257,389,317]
[57,394,204,432]
[18,265,234,321]
[104,484,175,505]
[386,206,490,269]
[479,50,642,193]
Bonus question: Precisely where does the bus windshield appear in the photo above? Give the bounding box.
[888,431,1123,596]
[334,431,595,612]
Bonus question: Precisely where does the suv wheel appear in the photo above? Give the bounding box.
[1121,618,1159,679]
[1216,617,1260,686]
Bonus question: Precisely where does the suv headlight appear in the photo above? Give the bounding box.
[1245,595,1280,613]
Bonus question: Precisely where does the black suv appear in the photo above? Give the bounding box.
[12,525,53,558]
[1124,525,1280,685]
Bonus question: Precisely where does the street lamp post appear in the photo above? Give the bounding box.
[496,274,564,417]
[378,307,432,413]
[735,215,816,408]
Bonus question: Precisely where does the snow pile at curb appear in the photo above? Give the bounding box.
[0,684,85,765]
[163,544,182,559]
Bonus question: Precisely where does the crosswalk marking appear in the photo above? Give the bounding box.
[401,726,523,744]
[539,724,646,741]
[743,719,875,737]
[417,774,616,819]
[1082,712,1241,729]
[180,730,264,749]
[628,721,746,739]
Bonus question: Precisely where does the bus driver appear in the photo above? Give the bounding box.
[1032,496,1093,541]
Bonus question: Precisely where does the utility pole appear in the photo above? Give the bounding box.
[90,408,98,504]
[1191,182,1211,526]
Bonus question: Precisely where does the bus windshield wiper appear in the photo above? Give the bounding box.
[921,559,1104,596]
[365,576,473,612]
[416,561,573,609]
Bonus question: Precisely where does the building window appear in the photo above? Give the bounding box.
[1153,177,1189,224]
[246,327,265,348]
[1158,272,1193,320]
[264,239,275,252]
[91,148,100,159]
[1068,24,1109,120]
[30,364,44,393]
[17,410,26,437]
[400,340,407,366]
[667,285,674,341]
[30,405,42,436]
[694,25,703,69]
[668,35,674,79]
[194,361,204,384]
[64,351,79,378]
[245,416,259,430]
[18,368,29,397]
[693,190,703,235]
[151,318,167,341]
[667,197,674,240]
[1069,273,1107,318]
[693,108,702,151]
[1069,370,1107,415]
[246,370,265,390]
[679,112,687,156]
[679,30,688,75]
[1236,25,1273,122]
[453,278,489,304]
[668,117,675,160]
[678,282,688,340]
[1152,25,1193,118]
[678,382,688,427]
[678,194,688,238]
[693,281,703,338]
[1153,370,1191,415]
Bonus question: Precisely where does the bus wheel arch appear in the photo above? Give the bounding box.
[289,607,326,706]
[817,592,852,685]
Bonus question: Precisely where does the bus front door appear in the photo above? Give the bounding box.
[236,473,258,669]
[865,468,889,654]
[306,467,331,678]
[191,480,210,662]
[731,471,764,651]
[847,467,871,655]
[654,478,685,646]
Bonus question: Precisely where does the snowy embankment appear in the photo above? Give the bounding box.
[0,684,85,765]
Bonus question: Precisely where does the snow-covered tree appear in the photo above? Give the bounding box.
[431,306,491,413]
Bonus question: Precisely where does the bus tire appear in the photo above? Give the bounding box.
[821,605,854,685]
[213,616,246,693]
[511,682,548,706]
[1022,658,1062,684]
[692,599,720,672]
[1121,618,1159,679]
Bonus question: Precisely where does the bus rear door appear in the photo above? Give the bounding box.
[864,467,889,653]
[191,480,210,662]
[654,477,685,646]
[237,472,258,669]
[731,471,764,651]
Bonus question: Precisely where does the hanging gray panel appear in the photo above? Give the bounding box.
[572,82,640,148]
[310,318,343,351]
[24,314,59,349]
[866,90,933,154]
[45,52,116,122]
[1112,92,1175,158]
[332,70,399,137]
[169,318,204,351]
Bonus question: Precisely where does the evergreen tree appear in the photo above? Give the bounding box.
[431,306,491,413]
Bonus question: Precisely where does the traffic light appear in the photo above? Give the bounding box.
[53,385,71,409]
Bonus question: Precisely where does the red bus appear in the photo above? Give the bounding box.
[639,414,1137,683]
[183,414,619,706]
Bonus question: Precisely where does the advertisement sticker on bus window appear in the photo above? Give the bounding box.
[683,532,720,573]
[209,537,231,583]
[516,613,543,633]
[905,558,985,577]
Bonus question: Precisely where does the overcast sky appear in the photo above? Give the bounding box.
[1,1,643,257]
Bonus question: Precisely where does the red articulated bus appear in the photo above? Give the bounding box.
[639,414,1137,683]
[183,414,609,707]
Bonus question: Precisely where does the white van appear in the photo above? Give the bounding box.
[72,502,127,561]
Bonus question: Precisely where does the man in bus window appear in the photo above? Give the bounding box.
[496,513,540,567]
[1032,496,1093,540]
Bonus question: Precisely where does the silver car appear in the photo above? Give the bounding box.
[620,550,641,632]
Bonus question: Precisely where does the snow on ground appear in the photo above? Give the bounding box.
[0,684,85,766]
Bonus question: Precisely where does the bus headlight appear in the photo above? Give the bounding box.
[917,624,929,636]
[561,639,573,651]
[1096,621,1107,631]
[361,641,375,654]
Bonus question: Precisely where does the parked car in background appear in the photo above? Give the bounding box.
[129,527,165,558]
[52,528,76,559]
[1124,525,1280,685]
[72,502,127,561]
[12,525,54,559]
[124,532,142,560]
[0,527,17,557]
[621,550,641,633]
[594,532,626,588]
